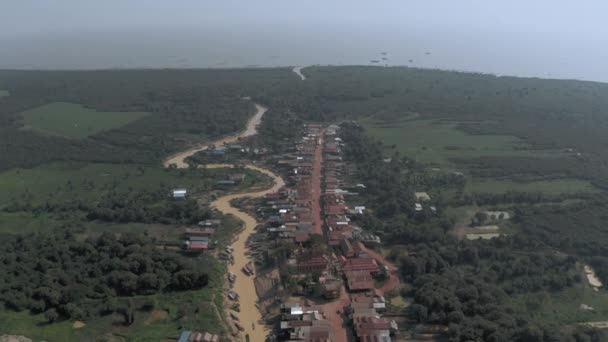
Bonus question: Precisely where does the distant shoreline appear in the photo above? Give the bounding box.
[0,64,605,85]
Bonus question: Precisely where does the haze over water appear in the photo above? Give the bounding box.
[2,0,607,82]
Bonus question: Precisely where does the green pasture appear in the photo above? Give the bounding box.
[469,178,600,195]
[20,102,149,138]
[361,118,552,166]
[511,286,608,325]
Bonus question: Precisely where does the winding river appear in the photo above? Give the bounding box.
[163,103,268,168]
[163,101,284,341]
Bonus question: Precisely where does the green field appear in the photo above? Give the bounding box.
[361,117,552,166]
[0,90,8,97]
[21,102,149,138]
[469,178,600,195]
[0,256,228,341]
[0,212,63,235]
[511,286,608,325]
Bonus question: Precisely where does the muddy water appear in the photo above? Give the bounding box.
[209,164,284,341]
[162,103,283,341]
[163,103,268,168]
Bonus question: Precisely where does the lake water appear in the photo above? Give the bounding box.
[2,28,607,83]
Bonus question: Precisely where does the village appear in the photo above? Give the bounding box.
[211,123,409,342]
[169,119,606,342]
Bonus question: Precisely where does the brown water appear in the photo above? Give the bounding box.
[209,164,284,341]
[162,103,283,341]
[163,103,268,168]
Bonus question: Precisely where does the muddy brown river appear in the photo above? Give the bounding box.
[163,102,283,341]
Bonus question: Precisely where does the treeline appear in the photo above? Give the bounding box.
[0,231,209,321]
[514,196,608,284]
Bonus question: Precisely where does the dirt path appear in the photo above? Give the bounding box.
[163,103,268,168]
[292,66,306,81]
[163,101,284,341]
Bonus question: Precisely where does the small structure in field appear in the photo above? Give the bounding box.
[415,192,431,202]
[465,233,503,240]
[172,189,187,200]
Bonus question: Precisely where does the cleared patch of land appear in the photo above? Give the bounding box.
[468,178,599,195]
[20,102,149,139]
[511,286,608,325]
[361,118,550,166]
[0,90,9,97]
[470,178,599,195]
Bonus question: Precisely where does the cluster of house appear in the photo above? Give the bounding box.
[216,172,246,186]
[278,303,331,341]
[207,144,268,157]
[177,330,220,342]
[263,124,325,244]
[273,125,398,341]
[180,219,220,252]
[347,291,399,341]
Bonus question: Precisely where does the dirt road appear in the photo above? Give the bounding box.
[310,129,325,236]
[292,66,306,81]
[163,103,268,168]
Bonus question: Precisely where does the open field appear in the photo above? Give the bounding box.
[468,178,600,195]
[0,256,227,341]
[20,102,149,139]
[0,90,8,97]
[360,118,551,166]
[510,286,608,325]
[0,212,64,235]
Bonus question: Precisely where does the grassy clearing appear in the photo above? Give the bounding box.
[0,90,8,97]
[511,286,608,325]
[469,178,599,195]
[361,118,553,166]
[20,102,149,139]
[0,212,64,235]
[0,256,227,341]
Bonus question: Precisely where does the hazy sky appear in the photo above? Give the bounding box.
[3,0,607,36]
[1,1,607,81]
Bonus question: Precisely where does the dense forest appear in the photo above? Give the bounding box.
[0,231,209,322]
